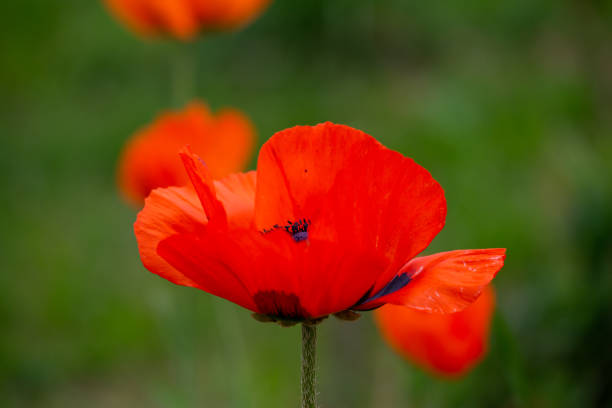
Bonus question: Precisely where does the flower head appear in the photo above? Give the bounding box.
[117,101,254,206]
[134,122,505,323]
[104,0,271,40]
[374,286,496,377]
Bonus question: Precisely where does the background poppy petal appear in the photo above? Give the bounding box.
[117,101,254,206]
[374,286,495,376]
[215,0,272,26]
[203,108,256,178]
[148,0,199,39]
[105,0,272,39]
[358,249,505,313]
[105,0,159,37]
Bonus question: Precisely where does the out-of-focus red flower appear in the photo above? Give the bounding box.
[134,122,505,323]
[117,101,254,206]
[374,286,496,377]
[104,0,271,40]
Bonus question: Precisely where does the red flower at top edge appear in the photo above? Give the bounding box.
[134,122,506,321]
[104,0,272,40]
[374,286,496,377]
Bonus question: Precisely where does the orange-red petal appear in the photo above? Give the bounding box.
[219,0,271,26]
[148,0,199,39]
[214,171,256,229]
[157,230,259,311]
[105,0,159,37]
[105,0,272,40]
[179,148,228,228]
[295,240,389,317]
[374,286,495,377]
[134,171,256,290]
[134,186,206,287]
[358,249,505,313]
[254,122,374,230]
[255,122,446,294]
[198,108,255,180]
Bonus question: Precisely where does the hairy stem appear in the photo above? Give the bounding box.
[301,323,318,408]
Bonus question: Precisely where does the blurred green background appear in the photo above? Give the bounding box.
[2,1,612,407]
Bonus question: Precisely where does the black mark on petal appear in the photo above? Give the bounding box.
[356,273,412,306]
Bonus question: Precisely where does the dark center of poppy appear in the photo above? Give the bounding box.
[262,218,310,242]
[253,290,310,320]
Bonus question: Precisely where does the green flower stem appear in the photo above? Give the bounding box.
[171,42,196,107]
[301,323,318,408]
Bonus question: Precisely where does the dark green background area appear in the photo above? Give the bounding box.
[1,1,611,407]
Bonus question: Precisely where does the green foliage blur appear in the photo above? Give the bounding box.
[2,1,611,407]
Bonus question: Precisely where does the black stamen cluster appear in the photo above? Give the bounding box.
[284,218,310,235]
[261,218,311,242]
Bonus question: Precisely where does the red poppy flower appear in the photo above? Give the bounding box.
[374,286,496,377]
[134,122,505,322]
[117,101,254,206]
[104,0,271,40]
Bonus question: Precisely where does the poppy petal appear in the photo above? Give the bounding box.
[214,171,256,229]
[149,0,199,39]
[254,122,375,230]
[320,137,447,292]
[220,0,272,26]
[157,230,260,312]
[179,148,228,228]
[201,108,255,179]
[374,286,495,376]
[106,0,271,39]
[159,227,309,316]
[134,171,257,289]
[255,122,446,294]
[134,186,206,287]
[105,0,159,36]
[357,249,505,313]
[296,240,389,318]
